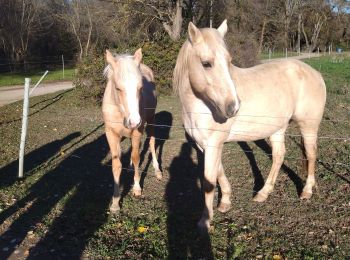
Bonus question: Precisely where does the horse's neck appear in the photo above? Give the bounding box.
[179,78,210,117]
[103,80,121,108]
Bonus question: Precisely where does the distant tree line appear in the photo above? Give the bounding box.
[0,0,349,72]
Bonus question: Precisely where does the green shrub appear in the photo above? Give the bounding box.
[74,35,257,102]
[74,53,106,102]
[74,38,182,101]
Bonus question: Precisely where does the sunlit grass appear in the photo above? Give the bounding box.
[0,68,75,87]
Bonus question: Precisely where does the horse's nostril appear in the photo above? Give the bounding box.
[123,118,129,128]
[226,102,236,118]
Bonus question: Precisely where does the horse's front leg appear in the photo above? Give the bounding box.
[217,161,232,213]
[198,145,223,231]
[148,119,162,180]
[106,129,122,213]
[131,130,142,196]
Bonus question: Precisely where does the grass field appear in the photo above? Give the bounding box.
[0,56,349,259]
[0,68,75,87]
[259,51,299,60]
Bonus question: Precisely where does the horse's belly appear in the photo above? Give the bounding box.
[226,117,287,142]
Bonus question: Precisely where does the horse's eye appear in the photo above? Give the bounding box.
[202,61,212,68]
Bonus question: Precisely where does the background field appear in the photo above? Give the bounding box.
[0,57,349,259]
[0,68,75,87]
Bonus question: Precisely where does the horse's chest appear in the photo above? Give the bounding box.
[182,112,220,149]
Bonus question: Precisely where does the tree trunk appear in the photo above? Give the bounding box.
[309,15,326,52]
[301,21,310,51]
[162,0,183,41]
[297,13,302,53]
[258,18,267,55]
[85,3,93,57]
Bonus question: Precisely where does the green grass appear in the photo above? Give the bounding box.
[0,56,349,259]
[259,51,299,60]
[0,68,75,86]
[304,54,350,95]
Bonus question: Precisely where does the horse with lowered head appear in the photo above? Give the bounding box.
[103,49,162,213]
[173,20,326,231]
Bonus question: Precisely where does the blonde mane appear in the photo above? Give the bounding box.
[103,54,140,80]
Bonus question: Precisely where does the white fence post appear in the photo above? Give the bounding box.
[18,78,31,178]
[29,70,49,96]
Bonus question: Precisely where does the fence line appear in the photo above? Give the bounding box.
[60,116,348,141]
[1,113,349,142]
[62,154,349,211]
[0,60,76,66]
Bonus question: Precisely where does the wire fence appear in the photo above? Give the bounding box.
[0,54,348,180]
[17,111,348,169]
[0,56,76,74]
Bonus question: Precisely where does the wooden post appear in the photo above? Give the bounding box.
[62,54,65,79]
[286,48,288,58]
[269,49,271,61]
[18,78,31,178]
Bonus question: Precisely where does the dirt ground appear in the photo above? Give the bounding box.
[0,82,349,259]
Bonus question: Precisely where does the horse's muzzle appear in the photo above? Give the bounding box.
[123,117,142,129]
[225,101,239,118]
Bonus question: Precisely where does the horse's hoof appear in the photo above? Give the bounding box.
[217,202,231,213]
[253,192,268,203]
[133,189,142,197]
[155,171,162,180]
[300,191,312,200]
[109,204,120,214]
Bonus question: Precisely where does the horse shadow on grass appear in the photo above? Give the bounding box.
[166,133,214,260]
[0,127,135,259]
[238,139,304,197]
[139,111,173,189]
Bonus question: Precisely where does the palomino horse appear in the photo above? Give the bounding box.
[173,20,326,230]
[103,49,162,213]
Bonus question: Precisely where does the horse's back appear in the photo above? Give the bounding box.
[232,59,326,117]
[260,59,326,123]
[227,59,326,141]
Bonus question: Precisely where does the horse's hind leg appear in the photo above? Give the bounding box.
[253,128,287,202]
[299,126,318,199]
[131,131,142,196]
[148,119,162,180]
[106,128,122,213]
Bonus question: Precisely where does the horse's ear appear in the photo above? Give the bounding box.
[134,48,142,65]
[188,22,203,45]
[217,19,228,38]
[105,50,117,69]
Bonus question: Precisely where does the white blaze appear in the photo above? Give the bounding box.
[217,51,240,112]
[124,77,141,128]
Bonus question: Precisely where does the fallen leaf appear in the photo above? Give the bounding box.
[273,255,282,260]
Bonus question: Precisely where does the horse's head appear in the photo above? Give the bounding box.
[187,20,240,119]
[105,49,143,129]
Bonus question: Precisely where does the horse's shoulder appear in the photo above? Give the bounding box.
[140,63,154,82]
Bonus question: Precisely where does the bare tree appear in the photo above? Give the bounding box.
[301,0,330,52]
[118,0,184,41]
[283,0,299,49]
[0,0,46,69]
